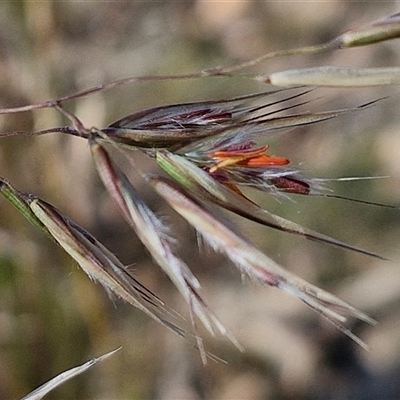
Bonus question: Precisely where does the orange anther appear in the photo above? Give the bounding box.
[209,145,289,172]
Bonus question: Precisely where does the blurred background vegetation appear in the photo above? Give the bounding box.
[1,1,400,399]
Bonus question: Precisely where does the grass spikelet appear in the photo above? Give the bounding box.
[264,67,400,88]
[90,139,241,361]
[150,176,375,349]
[26,195,185,337]
[156,150,389,261]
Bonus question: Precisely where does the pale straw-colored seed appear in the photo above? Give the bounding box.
[263,67,400,87]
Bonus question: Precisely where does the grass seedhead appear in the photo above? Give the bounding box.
[1,11,400,397]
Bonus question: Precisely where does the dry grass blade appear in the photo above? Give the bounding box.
[150,176,375,349]
[21,348,121,400]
